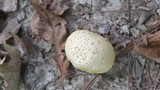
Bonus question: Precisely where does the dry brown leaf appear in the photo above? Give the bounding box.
[117,20,160,58]
[134,31,160,63]
[30,0,69,82]
[0,43,21,90]
[11,33,43,62]
[43,0,51,8]
[43,0,69,15]
[0,18,20,44]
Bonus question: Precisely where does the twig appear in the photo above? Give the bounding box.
[116,20,160,58]
[128,52,133,90]
[153,68,160,90]
[89,0,93,30]
[127,0,131,22]
[100,8,160,13]
[81,74,100,90]
[146,60,154,89]
[147,61,154,88]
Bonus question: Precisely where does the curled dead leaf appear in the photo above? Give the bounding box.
[134,31,160,63]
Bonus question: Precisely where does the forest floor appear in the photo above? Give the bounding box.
[0,0,160,90]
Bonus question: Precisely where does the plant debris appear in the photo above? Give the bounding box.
[0,0,18,12]
[0,18,20,44]
[117,20,160,58]
[43,0,69,15]
[11,33,44,62]
[29,0,69,84]
[0,44,21,90]
[134,31,160,63]
[0,0,160,89]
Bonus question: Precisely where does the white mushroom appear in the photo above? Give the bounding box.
[65,30,115,73]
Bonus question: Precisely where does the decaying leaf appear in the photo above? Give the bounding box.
[117,20,160,58]
[0,43,21,90]
[11,33,43,62]
[134,31,160,63]
[0,18,20,44]
[43,0,69,15]
[30,0,69,82]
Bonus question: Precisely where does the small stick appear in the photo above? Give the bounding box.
[82,74,100,90]
[153,72,160,90]
[116,20,160,58]
[128,52,133,90]
[127,0,131,22]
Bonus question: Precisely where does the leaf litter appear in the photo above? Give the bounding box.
[11,33,43,62]
[0,0,70,89]
[29,0,69,85]
[134,31,160,63]
[0,44,21,90]
[0,18,20,44]
[43,0,69,15]
[0,0,160,89]
[29,0,160,89]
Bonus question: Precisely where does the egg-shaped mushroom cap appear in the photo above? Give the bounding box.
[65,30,115,73]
